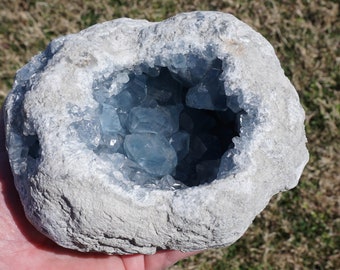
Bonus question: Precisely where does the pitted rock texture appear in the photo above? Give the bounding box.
[4,11,309,255]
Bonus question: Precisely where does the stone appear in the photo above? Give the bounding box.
[4,11,309,255]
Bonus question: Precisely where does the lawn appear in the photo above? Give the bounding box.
[0,0,339,269]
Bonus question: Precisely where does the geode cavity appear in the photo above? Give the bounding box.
[4,11,309,254]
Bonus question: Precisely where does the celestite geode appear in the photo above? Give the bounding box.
[4,11,309,254]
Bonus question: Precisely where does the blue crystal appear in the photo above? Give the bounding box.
[117,111,129,129]
[173,157,196,186]
[111,90,134,111]
[72,120,101,149]
[143,66,161,77]
[180,108,217,133]
[171,55,222,87]
[218,149,238,179]
[99,104,123,134]
[159,174,187,190]
[178,111,194,133]
[112,74,147,111]
[121,159,158,186]
[127,106,175,137]
[186,54,210,83]
[123,133,177,177]
[92,72,126,104]
[197,133,223,160]
[167,104,184,133]
[169,54,187,70]
[187,135,207,162]
[99,133,124,154]
[146,68,182,105]
[93,85,111,104]
[196,159,221,184]
[186,83,214,110]
[125,74,147,94]
[171,54,209,86]
[226,95,242,113]
[170,131,190,161]
[185,66,227,111]
[140,96,158,108]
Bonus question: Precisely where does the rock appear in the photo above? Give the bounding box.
[4,11,309,255]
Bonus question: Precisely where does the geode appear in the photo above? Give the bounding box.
[4,11,309,254]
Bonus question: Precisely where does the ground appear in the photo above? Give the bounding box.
[0,0,339,269]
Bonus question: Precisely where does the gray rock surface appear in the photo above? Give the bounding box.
[4,11,309,254]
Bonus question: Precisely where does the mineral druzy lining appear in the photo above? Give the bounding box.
[74,53,243,189]
[4,11,309,255]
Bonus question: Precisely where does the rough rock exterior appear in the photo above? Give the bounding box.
[4,12,309,254]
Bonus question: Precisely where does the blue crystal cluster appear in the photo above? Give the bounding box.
[73,51,241,188]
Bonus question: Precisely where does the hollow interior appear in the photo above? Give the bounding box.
[73,51,245,189]
[7,131,41,176]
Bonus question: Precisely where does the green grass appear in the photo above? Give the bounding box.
[0,0,339,269]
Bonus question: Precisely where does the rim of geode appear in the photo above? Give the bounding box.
[4,11,309,254]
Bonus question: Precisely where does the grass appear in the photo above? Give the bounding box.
[0,0,339,269]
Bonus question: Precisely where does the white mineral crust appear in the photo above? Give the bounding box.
[4,11,309,254]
